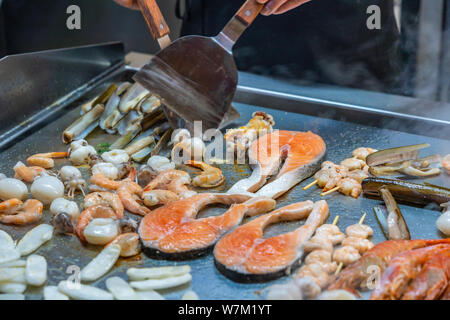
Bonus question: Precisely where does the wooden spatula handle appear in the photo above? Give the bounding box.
[234,0,264,26]
[137,0,170,39]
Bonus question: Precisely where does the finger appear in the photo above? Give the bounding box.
[256,0,270,3]
[273,0,311,14]
[261,0,287,16]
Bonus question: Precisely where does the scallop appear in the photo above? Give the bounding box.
[31,176,64,205]
[50,198,80,219]
[83,218,119,245]
[69,145,97,165]
[101,149,129,165]
[0,178,28,201]
[91,162,119,180]
[436,211,450,236]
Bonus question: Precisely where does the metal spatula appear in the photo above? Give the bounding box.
[134,0,263,131]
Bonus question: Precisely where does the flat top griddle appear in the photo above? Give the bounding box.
[0,58,449,300]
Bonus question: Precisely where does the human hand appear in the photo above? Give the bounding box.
[113,0,139,10]
[256,0,311,15]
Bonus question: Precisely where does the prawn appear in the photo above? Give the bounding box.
[84,192,124,218]
[185,160,225,188]
[107,233,141,257]
[117,181,151,216]
[0,198,23,215]
[27,152,68,169]
[337,178,362,198]
[315,224,345,245]
[142,189,179,207]
[13,161,47,183]
[332,246,361,266]
[346,224,373,239]
[75,205,117,242]
[0,199,43,225]
[341,237,374,254]
[352,147,377,161]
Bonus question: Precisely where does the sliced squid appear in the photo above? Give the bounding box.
[17,224,53,256]
[0,230,20,264]
[25,255,47,286]
[105,276,139,300]
[43,286,69,300]
[0,283,26,294]
[0,268,25,282]
[0,293,25,300]
[129,273,192,291]
[0,259,26,268]
[58,281,114,300]
[80,244,121,282]
[318,290,357,300]
[182,290,199,300]
[135,289,165,300]
[126,265,191,280]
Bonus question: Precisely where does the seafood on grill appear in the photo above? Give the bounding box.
[63,105,105,144]
[186,160,225,188]
[224,111,275,158]
[138,193,255,259]
[214,200,328,282]
[27,152,68,169]
[13,161,47,183]
[0,199,43,225]
[436,202,450,236]
[0,178,28,201]
[30,175,65,205]
[327,239,450,295]
[443,154,450,174]
[228,130,326,199]
[59,166,86,198]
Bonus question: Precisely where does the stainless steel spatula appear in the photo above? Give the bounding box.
[134,0,263,131]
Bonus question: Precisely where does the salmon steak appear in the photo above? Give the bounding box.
[213,200,329,282]
[227,130,326,199]
[138,193,276,259]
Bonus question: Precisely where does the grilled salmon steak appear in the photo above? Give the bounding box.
[214,200,329,282]
[228,130,326,199]
[138,193,276,259]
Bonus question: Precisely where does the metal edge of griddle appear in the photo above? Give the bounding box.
[0,42,125,151]
[234,85,450,140]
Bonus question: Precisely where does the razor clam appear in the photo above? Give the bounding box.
[99,82,133,130]
[80,84,117,115]
[122,123,169,162]
[124,136,156,156]
[138,95,161,114]
[366,143,430,167]
[362,177,450,206]
[379,187,410,240]
[63,104,104,143]
[110,113,165,149]
[119,83,149,113]
[131,146,155,163]
[99,91,121,130]
[151,127,173,157]
[117,110,143,136]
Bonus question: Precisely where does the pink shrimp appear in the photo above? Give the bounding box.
[0,199,43,225]
[27,152,68,169]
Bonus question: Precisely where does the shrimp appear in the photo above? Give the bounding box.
[27,152,68,169]
[304,250,340,274]
[443,154,450,175]
[352,147,377,161]
[142,190,179,207]
[84,192,124,219]
[0,199,43,225]
[337,178,362,198]
[75,205,117,242]
[315,224,345,245]
[295,263,330,289]
[346,224,373,239]
[304,235,334,253]
[186,160,225,188]
[0,198,23,215]
[13,161,47,183]
[371,244,450,300]
[346,166,369,184]
[340,158,366,171]
[332,246,361,266]
[117,181,151,216]
[341,237,374,254]
[89,173,121,191]
[107,233,141,257]
[314,163,348,191]
[143,170,190,192]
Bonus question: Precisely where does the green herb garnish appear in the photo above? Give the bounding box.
[96,143,111,154]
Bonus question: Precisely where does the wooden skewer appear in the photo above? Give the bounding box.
[303,179,318,190]
[334,213,366,276]
[320,186,340,196]
[332,215,339,226]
